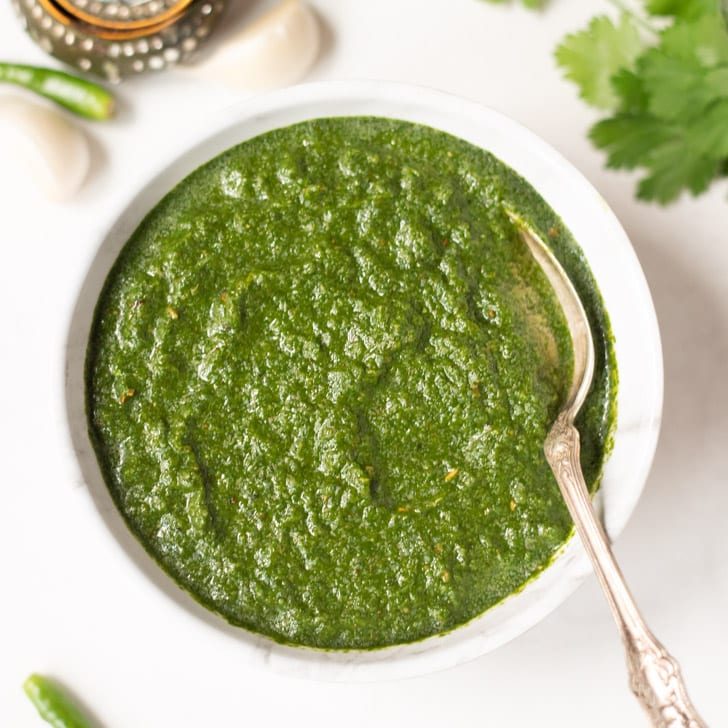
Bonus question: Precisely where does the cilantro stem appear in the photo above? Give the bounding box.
[605,0,658,36]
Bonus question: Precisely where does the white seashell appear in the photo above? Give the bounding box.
[0,95,90,201]
[189,0,321,92]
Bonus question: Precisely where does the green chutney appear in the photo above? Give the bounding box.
[87,117,616,649]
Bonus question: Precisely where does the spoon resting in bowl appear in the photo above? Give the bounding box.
[507,210,707,728]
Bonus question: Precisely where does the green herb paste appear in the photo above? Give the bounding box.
[87,117,616,649]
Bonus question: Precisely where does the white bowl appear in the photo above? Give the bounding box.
[66,81,663,682]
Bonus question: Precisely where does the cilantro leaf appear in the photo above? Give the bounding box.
[636,141,718,202]
[639,47,728,121]
[555,14,645,110]
[590,93,728,203]
[691,97,728,156]
[610,68,649,112]
[659,12,728,65]
[590,114,720,202]
[557,5,728,203]
[478,0,546,8]
[589,114,675,170]
[645,0,720,20]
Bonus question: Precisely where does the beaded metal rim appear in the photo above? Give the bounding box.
[36,0,190,39]
[51,0,194,32]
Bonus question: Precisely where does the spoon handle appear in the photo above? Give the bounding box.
[545,413,708,728]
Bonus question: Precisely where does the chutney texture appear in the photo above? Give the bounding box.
[87,117,616,648]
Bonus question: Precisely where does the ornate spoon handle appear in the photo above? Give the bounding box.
[545,413,708,728]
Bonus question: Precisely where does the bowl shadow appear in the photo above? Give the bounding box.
[615,225,728,596]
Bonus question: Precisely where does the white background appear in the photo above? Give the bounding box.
[1,1,726,726]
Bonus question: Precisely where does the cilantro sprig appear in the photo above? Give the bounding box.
[556,1,728,203]
[480,0,547,9]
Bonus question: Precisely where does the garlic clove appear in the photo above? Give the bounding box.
[0,95,90,201]
[188,0,321,92]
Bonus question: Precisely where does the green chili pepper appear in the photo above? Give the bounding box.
[23,674,95,728]
[0,63,115,121]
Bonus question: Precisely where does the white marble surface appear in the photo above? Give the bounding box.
[1,1,726,726]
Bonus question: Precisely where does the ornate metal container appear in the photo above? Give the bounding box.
[13,0,226,81]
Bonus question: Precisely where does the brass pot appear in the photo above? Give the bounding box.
[13,0,226,81]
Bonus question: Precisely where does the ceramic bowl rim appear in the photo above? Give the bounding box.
[70,80,663,682]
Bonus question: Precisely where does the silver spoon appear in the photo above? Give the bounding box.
[507,211,707,728]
